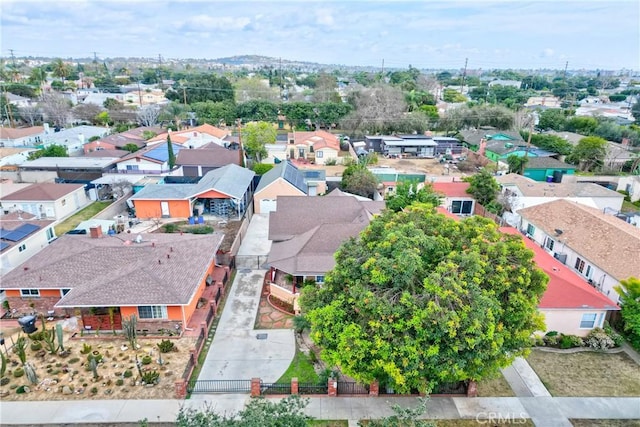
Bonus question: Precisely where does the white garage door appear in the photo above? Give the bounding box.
[259,199,277,213]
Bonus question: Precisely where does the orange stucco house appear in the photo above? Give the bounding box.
[1,231,225,334]
[129,164,255,220]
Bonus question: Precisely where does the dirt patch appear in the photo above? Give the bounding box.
[0,335,195,401]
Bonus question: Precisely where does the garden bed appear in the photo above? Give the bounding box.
[0,332,195,401]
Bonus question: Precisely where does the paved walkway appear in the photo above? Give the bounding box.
[197,213,295,384]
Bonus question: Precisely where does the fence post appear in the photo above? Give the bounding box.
[291,377,298,395]
[328,378,337,397]
[174,379,187,399]
[190,349,197,364]
[466,380,478,397]
[369,380,379,396]
[200,322,207,337]
[251,378,261,397]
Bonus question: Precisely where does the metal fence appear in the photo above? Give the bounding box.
[187,379,252,394]
[337,381,370,395]
[195,328,205,353]
[260,382,292,395]
[215,287,222,305]
[234,255,268,269]
[298,382,328,395]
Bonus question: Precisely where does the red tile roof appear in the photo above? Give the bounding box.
[501,227,618,310]
[432,181,471,198]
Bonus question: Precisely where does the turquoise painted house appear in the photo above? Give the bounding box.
[523,157,576,182]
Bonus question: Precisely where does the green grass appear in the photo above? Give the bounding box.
[308,421,348,427]
[54,201,113,236]
[570,420,640,427]
[621,200,640,213]
[276,349,319,384]
[476,372,515,397]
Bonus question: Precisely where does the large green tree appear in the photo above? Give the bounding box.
[167,135,176,169]
[567,136,607,172]
[537,109,567,131]
[465,169,500,206]
[191,100,237,126]
[241,121,276,162]
[166,73,234,104]
[302,205,547,393]
[386,181,442,212]
[28,144,68,160]
[341,164,379,199]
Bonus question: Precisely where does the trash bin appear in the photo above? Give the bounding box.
[18,315,37,334]
[546,176,554,182]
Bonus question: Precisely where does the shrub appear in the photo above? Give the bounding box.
[157,340,175,353]
[90,387,98,395]
[543,334,560,347]
[115,378,124,386]
[163,223,179,233]
[252,163,275,175]
[68,357,80,364]
[559,334,583,349]
[13,368,24,378]
[545,330,559,336]
[123,369,133,378]
[141,355,152,365]
[30,342,42,351]
[80,343,92,355]
[324,158,337,166]
[0,377,10,386]
[188,225,213,234]
[585,328,616,350]
[16,385,26,394]
[603,323,625,347]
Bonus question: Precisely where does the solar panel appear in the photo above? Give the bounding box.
[1,224,41,242]
[145,144,182,162]
[0,228,10,239]
[0,242,9,252]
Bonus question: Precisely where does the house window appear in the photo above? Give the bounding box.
[316,151,323,158]
[61,199,66,206]
[126,165,139,171]
[580,313,598,329]
[585,265,592,278]
[298,148,305,158]
[526,224,535,236]
[138,306,168,319]
[46,228,55,241]
[18,244,26,252]
[60,289,70,297]
[545,237,555,251]
[316,276,325,284]
[451,200,473,214]
[20,289,40,297]
[575,257,585,273]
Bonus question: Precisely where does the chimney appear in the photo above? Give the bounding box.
[89,226,103,239]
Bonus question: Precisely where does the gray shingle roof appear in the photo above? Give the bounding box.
[0,233,224,307]
[129,184,195,200]
[255,161,307,194]
[193,164,255,199]
[525,156,575,170]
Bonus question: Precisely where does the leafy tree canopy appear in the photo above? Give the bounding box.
[166,73,235,104]
[28,144,68,160]
[241,121,277,162]
[615,277,640,351]
[341,164,379,199]
[386,181,442,212]
[566,136,607,172]
[302,205,547,393]
[465,169,500,206]
[175,395,310,427]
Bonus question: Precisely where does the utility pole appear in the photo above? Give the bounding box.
[136,78,143,106]
[460,57,468,94]
[381,58,385,76]
[236,119,244,167]
[93,51,99,74]
[562,61,568,83]
[3,86,15,128]
[182,86,188,106]
[522,118,534,173]
[8,49,16,69]
[279,57,283,99]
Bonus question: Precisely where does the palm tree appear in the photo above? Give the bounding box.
[161,102,186,130]
[51,59,70,83]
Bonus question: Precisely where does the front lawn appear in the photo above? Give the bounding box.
[476,372,515,397]
[54,201,113,236]
[571,420,640,427]
[527,349,640,396]
[276,349,319,384]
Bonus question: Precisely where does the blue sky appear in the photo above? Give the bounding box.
[2,1,638,70]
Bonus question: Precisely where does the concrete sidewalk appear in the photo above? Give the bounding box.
[2,395,639,425]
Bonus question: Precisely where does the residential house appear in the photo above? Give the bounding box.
[83,134,146,154]
[266,191,385,307]
[544,130,635,171]
[517,199,640,303]
[122,89,167,106]
[525,96,562,109]
[42,125,110,156]
[147,124,230,149]
[364,135,462,156]
[0,126,45,148]
[501,227,618,337]
[286,131,343,165]
[369,167,425,198]
[497,173,624,226]
[299,168,327,196]
[82,93,126,106]
[254,161,308,214]
[0,147,38,167]
[488,79,522,88]
[522,156,576,182]
[0,212,56,274]
[459,129,525,159]
[84,149,129,158]
[115,142,183,174]
[176,145,242,177]
[6,93,33,108]
[432,181,476,216]
[0,232,224,333]
[18,156,120,183]
[129,164,255,219]
[0,182,90,221]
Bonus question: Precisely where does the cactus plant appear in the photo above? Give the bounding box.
[56,324,65,352]
[1,351,6,378]
[24,362,38,385]
[89,357,99,380]
[122,315,138,349]
[14,336,27,365]
[42,327,59,354]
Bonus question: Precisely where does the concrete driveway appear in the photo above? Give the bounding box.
[198,214,295,384]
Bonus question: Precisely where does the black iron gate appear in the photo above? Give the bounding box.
[187,379,252,393]
[337,381,370,395]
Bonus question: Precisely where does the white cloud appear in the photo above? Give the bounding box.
[181,14,251,31]
[315,8,335,26]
